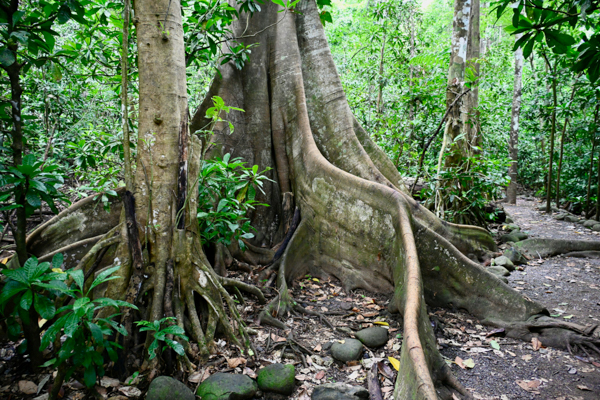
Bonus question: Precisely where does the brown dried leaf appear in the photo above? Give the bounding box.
[531,337,542,351]
[243,367,257,379]
[227,357,247,368]
[377,361,394,379]
[455,356,465,369]
[313,344,322,352]
[315,371,325,380]
[577,385,591,391]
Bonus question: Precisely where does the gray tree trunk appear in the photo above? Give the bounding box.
[507,34,524,204]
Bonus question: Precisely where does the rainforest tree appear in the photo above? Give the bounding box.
[10,0,600,399]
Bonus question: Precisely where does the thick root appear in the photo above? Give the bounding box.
[516,237,600,258]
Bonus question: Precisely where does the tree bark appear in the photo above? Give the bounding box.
[121,0,133,189]
[507,34,524,205]
[465,0,481,151]
[586,105,600,218]
[544,54,557,214]
[555,78,580,208]
[434,0,472,218]
[376,33,386,115]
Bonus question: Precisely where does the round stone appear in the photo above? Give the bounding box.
[196,373,257,400]
[257,363,295,395]
[331,338,363,362]
[354,327,388,348]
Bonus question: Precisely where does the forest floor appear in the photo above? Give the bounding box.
[1,194,600,399]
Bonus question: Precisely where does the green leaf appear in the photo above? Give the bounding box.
[52,253,64,270]
[87,322,104,344]
[70,269,84,291]
[161,325,186,336]
[34,293,56,319]
[58,5,71,23]
[83,367,96,388]
[0,47,15,67]
[490,340,500,350]
[165,339,185,356]
[148,339,159,360]
[23,256,39,281]
[51,62,62,82]
[87,265,121,293]
[0,280,27,308]
[20,290,33,310]
[73,297,91,312]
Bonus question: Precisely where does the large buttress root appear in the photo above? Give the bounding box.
[188,1,598,398]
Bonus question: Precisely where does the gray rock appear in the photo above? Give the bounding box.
[503,247,527,266]
[354,326,388,348]
[583,220,597,228]
[196,373,257,400]
[257,363,295,395]
[487,265,511,277]
[504,224,520,231]
[564,215,581,223]
[311,383,369,400]
[330,338,363,362]
[321,341,334,351]
[500,233,520,243]
[553,213,567,220]
[147,376,194,400]
[511,231,529,241]
[505,216,514,223]
[493,256,514,270]
[592,224,600,232]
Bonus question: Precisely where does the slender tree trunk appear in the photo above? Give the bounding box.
[596,136,600,222]
[435,0,472,217]
[465,0,481,152]
[507,34,523,205]
[544,54,557,214]
[585,125,600,219]
[376,33,386,115]
[555,77,580,208]
[121,0,133,189]
[6,62,27,267]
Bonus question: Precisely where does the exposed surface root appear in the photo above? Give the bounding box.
[516,237,600,258]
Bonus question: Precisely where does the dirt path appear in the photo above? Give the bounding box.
[440,196,600,400]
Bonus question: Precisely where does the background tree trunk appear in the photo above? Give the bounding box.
[465,0,481,152]
[544,54,557,213]
[507,34,524,204]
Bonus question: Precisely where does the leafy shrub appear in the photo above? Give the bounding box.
[0,154,69,230]
[135,317,188,360]
[0,253,66,361]
[197,153,271,249]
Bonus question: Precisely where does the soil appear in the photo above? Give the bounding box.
[0,194,599,399]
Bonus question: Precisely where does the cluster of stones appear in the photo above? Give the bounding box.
[196,363,296,399]
[554,213,600,232]
[487,221,528,283]
[329,326,389,362]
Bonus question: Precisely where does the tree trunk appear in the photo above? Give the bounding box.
[25,0,600,396]
[434,0,472,220]
[555,79,580,208]
[507,34,524,205]
[586,105,600,218]
[544,55,557,214]
[5,58,27,267]
[376,34,386,115]
[465,0,481,151]
[101,0,251,374]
